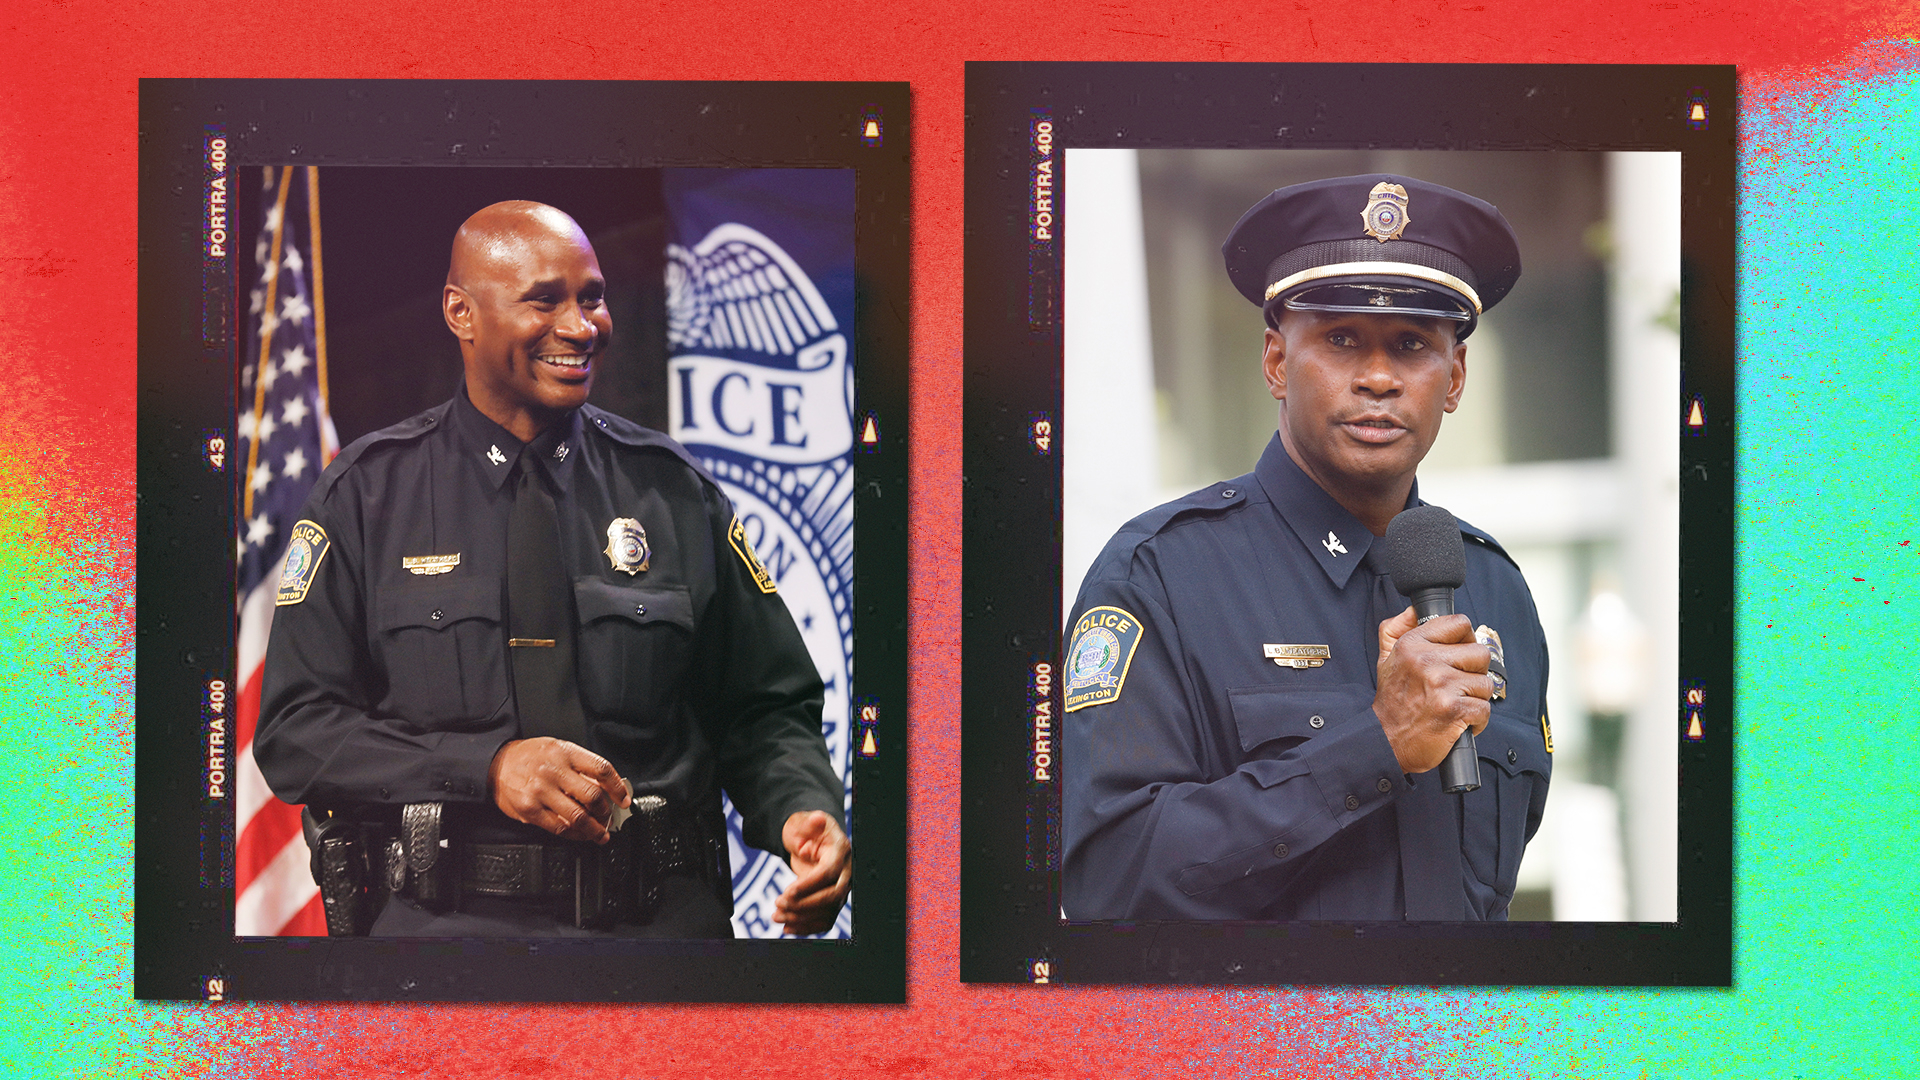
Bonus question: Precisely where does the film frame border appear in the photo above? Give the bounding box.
[960,61,1734,986]
[135,78,909,1003]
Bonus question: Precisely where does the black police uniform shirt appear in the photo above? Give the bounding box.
[1061,435,1552,921]
[255,387,844,863]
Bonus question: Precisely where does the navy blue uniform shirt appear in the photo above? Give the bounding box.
[1062,435,1552,921]
[255,388,844,864]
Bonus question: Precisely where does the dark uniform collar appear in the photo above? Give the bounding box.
[1253,434,1421,589]
[448,383,582,492]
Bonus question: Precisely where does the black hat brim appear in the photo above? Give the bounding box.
[1266,273,1481,337]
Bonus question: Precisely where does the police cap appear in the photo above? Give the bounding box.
[1221,174,1521,338]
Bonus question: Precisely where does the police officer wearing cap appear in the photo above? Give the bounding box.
[256,201,851,937]
[1061,176,1552,921]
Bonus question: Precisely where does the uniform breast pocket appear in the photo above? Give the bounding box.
[1459,707,1552,902]
[373,579,508,728]
[572,578,695,721]
[1229,685,1373,774]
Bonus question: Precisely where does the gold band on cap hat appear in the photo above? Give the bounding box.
[1264,260,1483,314]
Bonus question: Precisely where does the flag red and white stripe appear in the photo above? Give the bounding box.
[233,166,338,936]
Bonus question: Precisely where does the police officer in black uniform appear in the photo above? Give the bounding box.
[257,201,851,937]
[1062,176,1553,921]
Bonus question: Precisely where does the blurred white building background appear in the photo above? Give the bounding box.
[1063,149,1679,922]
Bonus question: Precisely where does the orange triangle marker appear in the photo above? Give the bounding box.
[1687,399,1704,428]
[1689,103,1706,122]
[863,119,880,139]
[861,728,877,756]
[860,415,879,444]
[1686,714,1703,740]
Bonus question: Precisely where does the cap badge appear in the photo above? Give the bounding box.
[604,517,651,575]
[1361,181,1411,243]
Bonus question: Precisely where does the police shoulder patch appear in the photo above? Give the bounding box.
[728,515,777,594]
[275,520,331,606]
[1063,605,1145,713]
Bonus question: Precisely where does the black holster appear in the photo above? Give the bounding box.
[302,806,388,936]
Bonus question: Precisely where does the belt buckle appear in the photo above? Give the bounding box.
[573,833,631,930]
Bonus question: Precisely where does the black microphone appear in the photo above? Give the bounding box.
[1382,505,1480,794]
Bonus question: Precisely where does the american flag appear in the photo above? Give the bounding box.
[233,166,339,936]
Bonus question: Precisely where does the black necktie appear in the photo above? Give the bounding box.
[507,453,588,745]
[1367,545,1466,920]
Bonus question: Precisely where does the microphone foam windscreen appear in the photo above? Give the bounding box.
[1383,505,1466,593]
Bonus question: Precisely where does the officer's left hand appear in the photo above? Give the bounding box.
[773,810,851,936]
[1373,606,1495,774]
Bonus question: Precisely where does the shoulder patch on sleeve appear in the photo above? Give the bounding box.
[1063,605,1145,713]
[728,515,778,594]
[275,520,331,606]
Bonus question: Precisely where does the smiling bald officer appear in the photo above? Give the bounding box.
[1061,176,1554,922]
[256,202,850,938]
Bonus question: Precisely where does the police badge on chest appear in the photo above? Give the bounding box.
[604,517,650,575]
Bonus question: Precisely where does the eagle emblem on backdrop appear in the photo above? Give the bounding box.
[665,215,855,939]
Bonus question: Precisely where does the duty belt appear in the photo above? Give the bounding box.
[385,797,720,930]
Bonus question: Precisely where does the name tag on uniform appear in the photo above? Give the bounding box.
[1263,643,1329,669]
[402,553,461,576]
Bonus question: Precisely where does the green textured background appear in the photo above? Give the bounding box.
[7,26,1919,1080]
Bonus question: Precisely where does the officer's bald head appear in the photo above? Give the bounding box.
[447,201,595,294]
